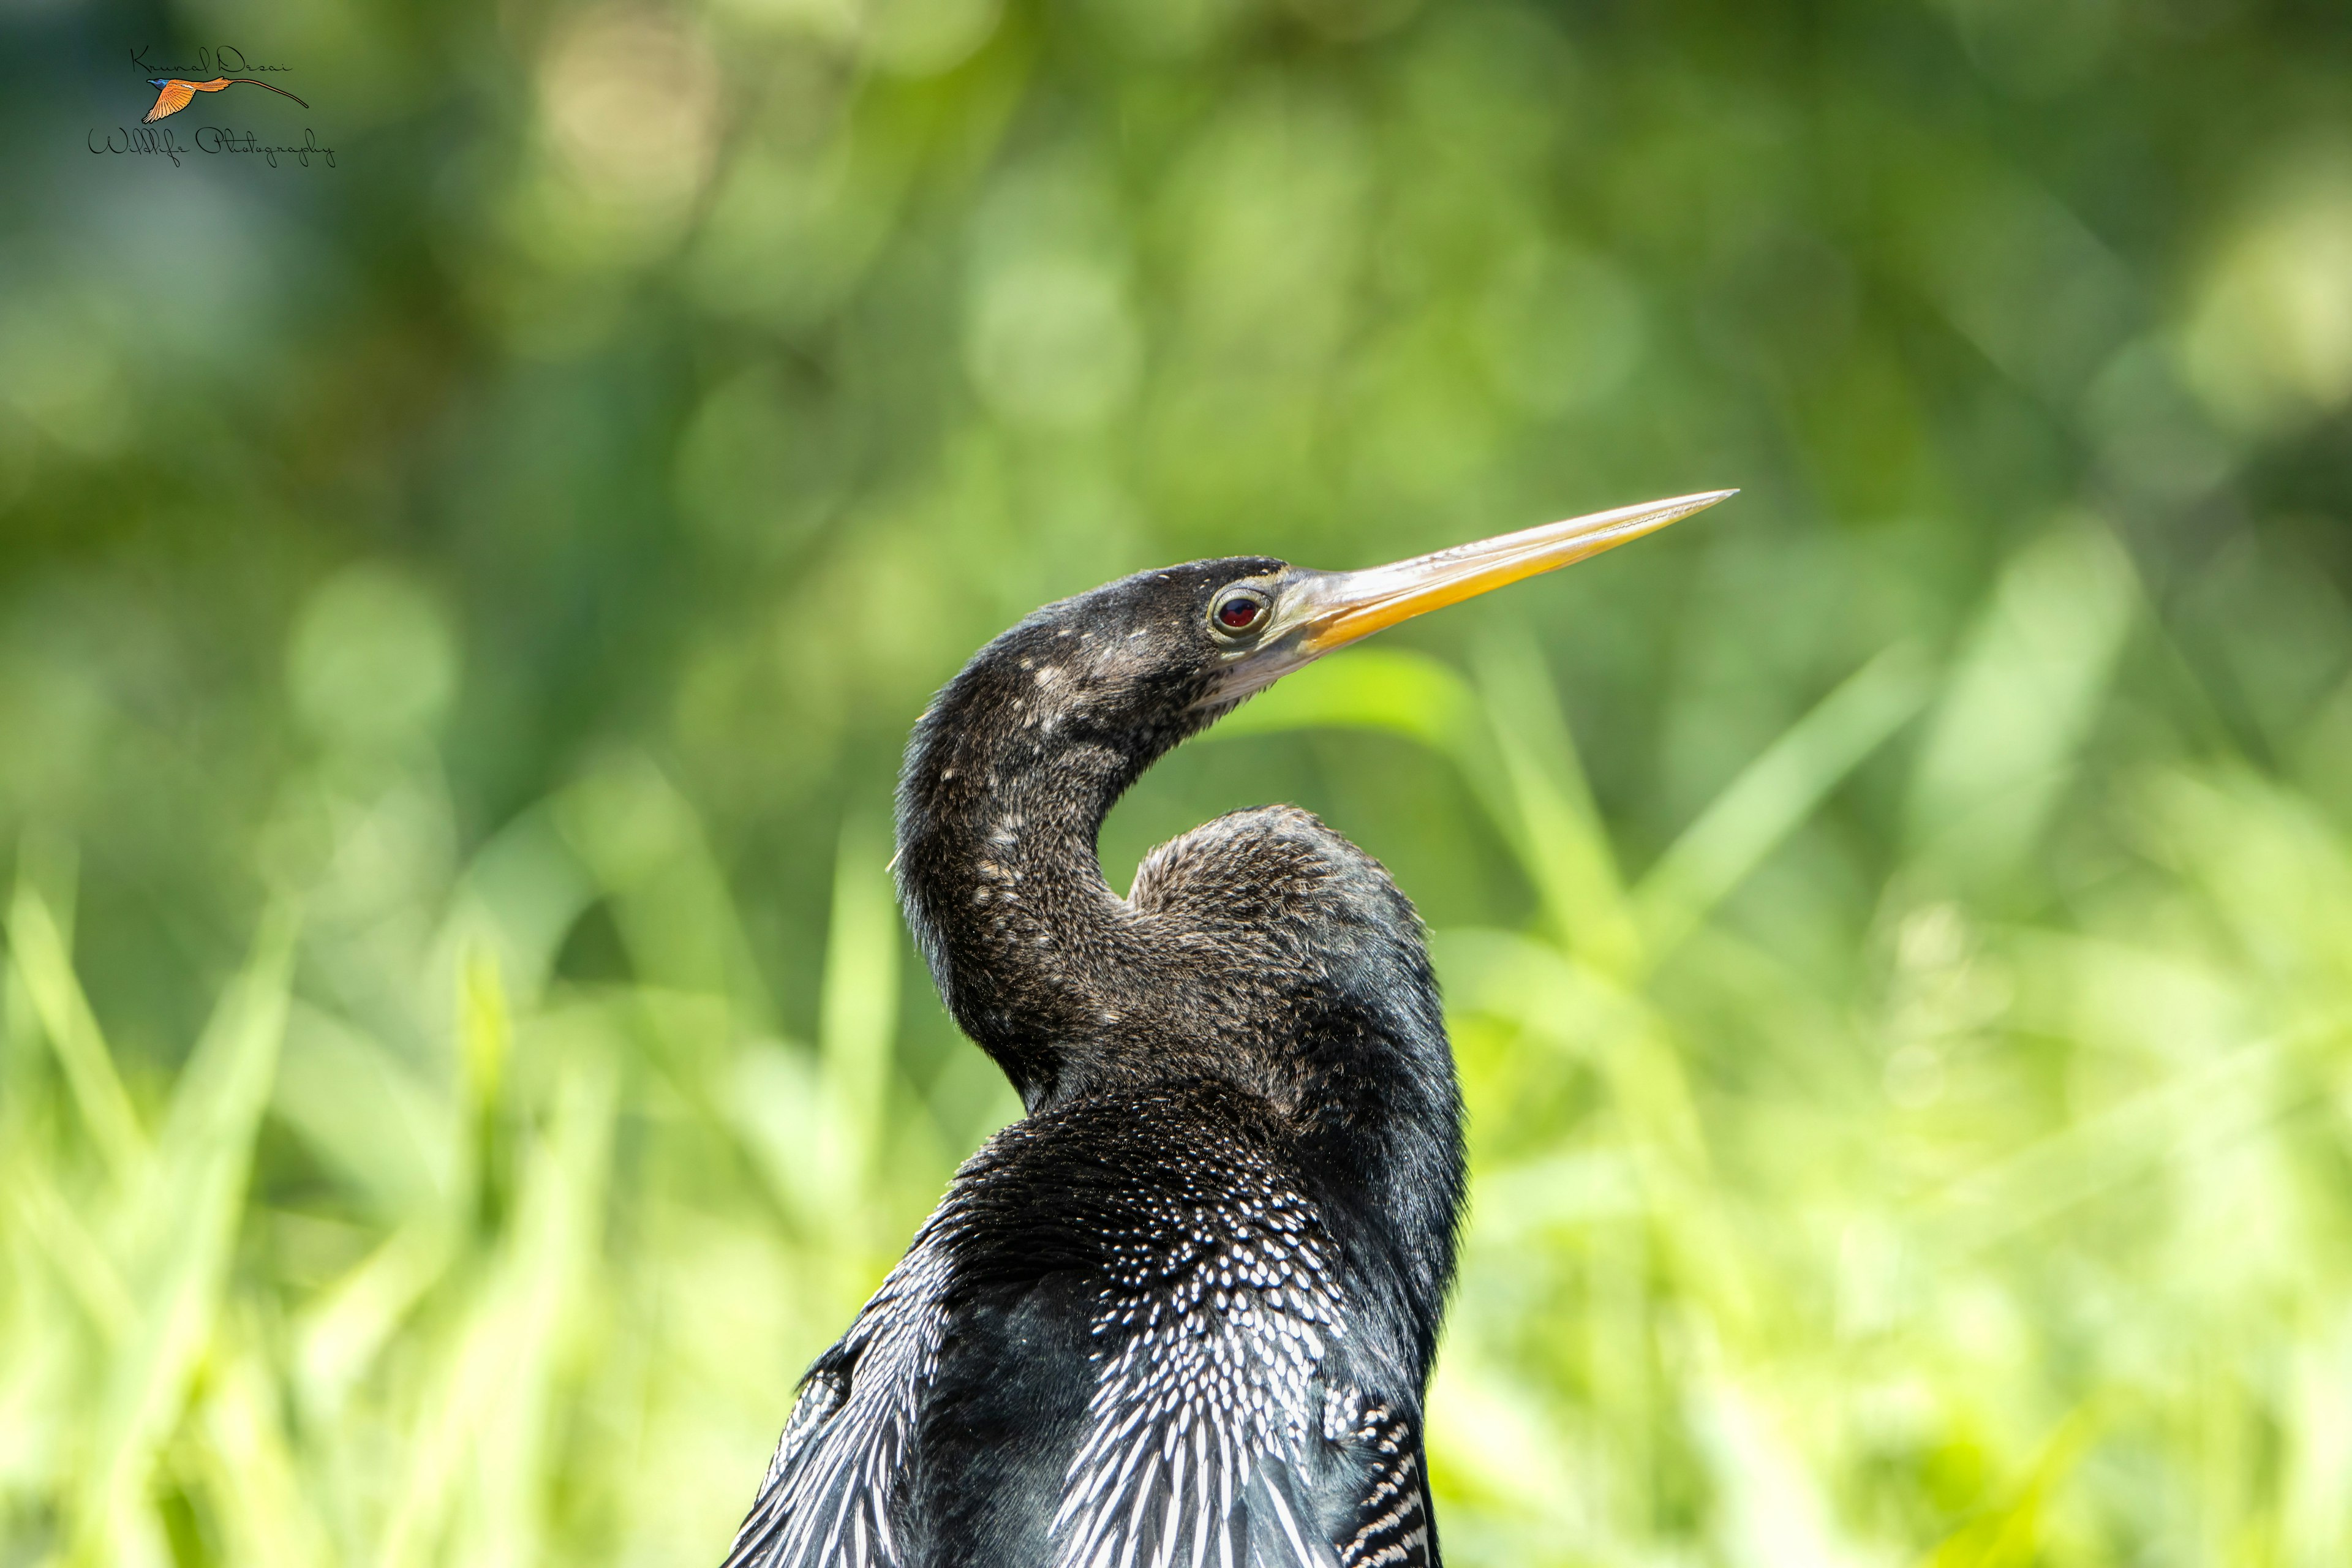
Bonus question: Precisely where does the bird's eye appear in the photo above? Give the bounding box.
[1212,590,1268,636]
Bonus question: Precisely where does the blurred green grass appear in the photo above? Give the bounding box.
[5,0,2352,1562]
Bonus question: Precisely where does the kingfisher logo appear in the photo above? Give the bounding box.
[96,45,335,168]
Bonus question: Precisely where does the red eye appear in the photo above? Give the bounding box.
[1216,595,1264,631]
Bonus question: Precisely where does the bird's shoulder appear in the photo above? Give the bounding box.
[944,1077,1327,1262]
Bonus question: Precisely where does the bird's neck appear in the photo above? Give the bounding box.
[894,676,1165,1106]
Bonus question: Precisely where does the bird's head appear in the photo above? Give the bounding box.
[149,78,169,87]
[911,489,1736,788]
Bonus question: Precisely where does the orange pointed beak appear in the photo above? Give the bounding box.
[1212,490,1735,703]
[1292,489,1735,654]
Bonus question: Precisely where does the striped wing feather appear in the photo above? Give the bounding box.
[1045,1213,1429,1568]
[1047,1376,1436,1568]
[723,1235,952,1568]
[1329,1396,1434,1568]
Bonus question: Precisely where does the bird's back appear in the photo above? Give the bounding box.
[725,1079,1438,1568]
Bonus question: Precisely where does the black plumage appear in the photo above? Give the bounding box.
[723,492,1731,1568]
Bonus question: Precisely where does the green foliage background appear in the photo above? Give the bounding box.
[6,0,2352,1562]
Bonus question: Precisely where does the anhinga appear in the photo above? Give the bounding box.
[726,490,1732,1568]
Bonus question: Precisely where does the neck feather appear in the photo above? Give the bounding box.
[893,657,1173,1104]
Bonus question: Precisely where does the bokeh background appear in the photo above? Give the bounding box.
[6,0,2352,1562]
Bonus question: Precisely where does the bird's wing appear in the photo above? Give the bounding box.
[722,1231,953,1568]
[1049,1366,1438,1568]
[1044,1227,1436,1568]
[143,81,197,123]
[1050,1295,1333,1568]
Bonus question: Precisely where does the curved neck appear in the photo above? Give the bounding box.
[893,663,1170,1106]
